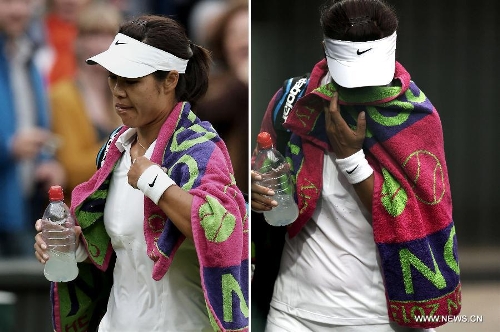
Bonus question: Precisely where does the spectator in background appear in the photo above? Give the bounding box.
[49,1,122,202]
[0,0,65,258]
[107,0,151,19]
[150,0,201,36]
[42,0,90,85]
[194,0,249,194]
[188,0,227,47]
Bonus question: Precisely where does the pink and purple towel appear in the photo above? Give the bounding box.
[267,59,460,328]
[50,102,249,332]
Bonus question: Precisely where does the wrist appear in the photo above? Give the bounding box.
[75,241,89,263]
[335,149,373,184]
[137,165,176,204]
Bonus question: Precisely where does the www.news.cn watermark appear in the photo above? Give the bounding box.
[415,315,484,323]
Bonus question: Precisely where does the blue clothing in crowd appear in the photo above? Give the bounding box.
[0,34,51,234]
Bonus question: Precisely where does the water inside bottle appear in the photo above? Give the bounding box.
[41,218,78,282]
[263,194,299,226]
[44,250,79,282]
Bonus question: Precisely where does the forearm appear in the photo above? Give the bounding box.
[157,186,194,240]
[335,149,374,213]
[353,173,374,213]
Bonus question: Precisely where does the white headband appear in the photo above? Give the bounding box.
[86,33,189,78]
[323,31,397,88]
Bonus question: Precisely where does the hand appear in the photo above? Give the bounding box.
[127,156,155,189]
[11,128,53,160]
[325,92,367,159]
[34,219,82,264]
[250,170,277,212]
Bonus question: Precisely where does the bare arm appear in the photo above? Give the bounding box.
[156,185,194,240]
[128,156,194,240]
[325,92,374,212]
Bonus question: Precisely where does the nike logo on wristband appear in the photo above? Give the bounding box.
[148,175,158,187]
[346,165,359,174]
[115,41,127,45]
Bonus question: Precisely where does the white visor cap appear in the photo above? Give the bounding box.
[324,31,397,88]
[86,33,189,78]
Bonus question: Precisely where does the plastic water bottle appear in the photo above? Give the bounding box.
[41,186,78,282]
[253,132,299,226]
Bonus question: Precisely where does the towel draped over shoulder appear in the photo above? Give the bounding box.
[50,102,249,332]
[280,59,461,329]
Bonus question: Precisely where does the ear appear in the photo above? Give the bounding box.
[163,71,179,94]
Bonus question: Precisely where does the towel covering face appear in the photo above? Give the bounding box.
[271,59,460,329]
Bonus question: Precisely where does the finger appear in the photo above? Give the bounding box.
[251,181,275,196]
[34,238,49,262]
[324,98,332,125]
[35,249,49,263]
[356,111,367,138]
[251,201,272,212]
[35,232,47,250]
[35,251,46,264]
[35,219,42,231]
[328,92,348,130]
[250,170,262,182]
[250,190,277,207]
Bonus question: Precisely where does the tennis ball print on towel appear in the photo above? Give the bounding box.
[381,149,446,218]
[403,150,445,205]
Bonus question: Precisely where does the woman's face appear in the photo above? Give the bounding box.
[76,32,115,71]
[223,9,248,82]
[51,0,90,22]
[0,0,33,39]
[108,73,171,128]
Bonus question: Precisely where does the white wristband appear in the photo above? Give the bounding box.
[335,149,373,184]
[137,165,176,204]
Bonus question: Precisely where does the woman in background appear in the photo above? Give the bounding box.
[49,2,122,202]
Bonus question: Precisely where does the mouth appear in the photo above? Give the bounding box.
[115,103,132,114]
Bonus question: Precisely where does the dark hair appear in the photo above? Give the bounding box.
[119,15,211,106]
[320,0,398,42]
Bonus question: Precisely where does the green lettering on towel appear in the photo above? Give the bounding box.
[170,123,217,152]
[444,225,460,274]
[221,273,249,322]
[169,154,198,190]
[367,105,411,126]
[399,245,446,294]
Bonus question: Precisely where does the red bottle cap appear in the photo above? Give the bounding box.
[48,185,64,201]
[257,132,273,149]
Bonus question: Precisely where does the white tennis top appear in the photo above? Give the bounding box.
[95,129,212,331]
[269,150,389,325]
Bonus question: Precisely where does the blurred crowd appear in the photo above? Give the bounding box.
[0,0,248,259]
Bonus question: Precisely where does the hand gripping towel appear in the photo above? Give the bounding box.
[281,59,460,328]
[50,102,249,332]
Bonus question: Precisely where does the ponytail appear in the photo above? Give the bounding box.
[177,43,211,107]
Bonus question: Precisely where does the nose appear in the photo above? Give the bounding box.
[110,78,126,98]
